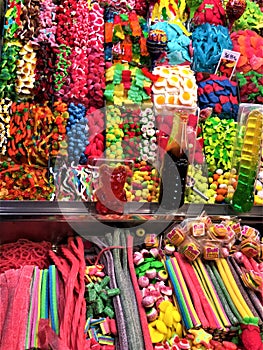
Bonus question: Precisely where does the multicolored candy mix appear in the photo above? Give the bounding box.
[231,29,263,74]
[197,74,239,120]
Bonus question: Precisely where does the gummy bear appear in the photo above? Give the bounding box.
[95,164,127,214]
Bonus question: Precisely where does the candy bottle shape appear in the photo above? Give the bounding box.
[232,109,263,212]
[158,113,189,210]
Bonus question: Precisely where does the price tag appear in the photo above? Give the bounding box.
[215,49,240,80]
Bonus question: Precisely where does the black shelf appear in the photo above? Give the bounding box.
[0,201,262,244]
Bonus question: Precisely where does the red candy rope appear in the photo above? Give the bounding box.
[0,239,52,273]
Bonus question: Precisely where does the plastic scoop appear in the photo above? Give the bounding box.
[186,175,209,201]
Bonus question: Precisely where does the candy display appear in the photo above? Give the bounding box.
[225,0,247,30]
[192,23,233,73]
[1,0,263,349]
[192,0,226,26]
[232,107,263,212]
[197,74,239,120]
[202,117,237,171]
[0,216,263,350]
[1,0,263,209]
[237,71,263,104]
[150,22,191,65]
[231,30,263,74]
[233,0,263,32]
[152,65,198,110]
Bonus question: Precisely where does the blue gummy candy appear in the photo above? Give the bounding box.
[222,102,232,112]
[198,94,209,104]
[207,92,219,103]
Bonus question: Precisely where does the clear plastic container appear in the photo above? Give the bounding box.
[155,105,199,210]
[230,103,263,212]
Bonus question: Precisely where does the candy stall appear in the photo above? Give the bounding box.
[0,0,263,349]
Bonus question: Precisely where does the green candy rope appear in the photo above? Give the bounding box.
[40,269,49,319]
[49,265,59,335]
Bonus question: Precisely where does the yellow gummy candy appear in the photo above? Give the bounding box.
[175,322,183,338]
[149,326,164,343]
[172,310,182,323]
[158,300,172,312]
[155,320,168,334]
[149,320,157,328]
[164,305,174,327]
[158,311,164,321]
[166,327,172,340]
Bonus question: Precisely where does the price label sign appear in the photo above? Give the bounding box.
[215,49,241,80]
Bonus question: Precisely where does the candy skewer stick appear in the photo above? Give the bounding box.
[166,258,193,330]
[216,259,250,318]
[171,257,201,327]
[210,262,242,323]
[193,260,223,329]
[196,258,231,328]
[174,253,210,328]
[205,263,239,326]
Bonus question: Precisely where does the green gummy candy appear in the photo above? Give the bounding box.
[94,283,102,293]
[144,257,155,262]
[107,288,120,297]
[86,305,93,318]
[150,261,164,269]
[95,298,104,314]
[104,306,114,318]
[88,289,97,302]
[100,291,108,301]
[139,262,151,272]
[100,276,110,289]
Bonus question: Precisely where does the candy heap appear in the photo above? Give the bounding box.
[1,0,263,209]
[131,217,263,350]
[191,24,233,73]
[152,65,198,111]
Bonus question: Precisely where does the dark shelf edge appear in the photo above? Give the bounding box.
[0,201,262,219]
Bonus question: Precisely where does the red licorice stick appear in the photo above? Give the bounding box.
[177,253,218,329]
[69,238,86,350]
[60,246,80,349]
[174,252,210,328]
[127,235,154,350]
[240,254,254,270]
[248,257,261,274]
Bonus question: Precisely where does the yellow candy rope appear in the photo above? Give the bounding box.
[216,259,248,319]
[197,258,231,328]
[193,260,224,329]
[173,257,201,327]
[220,258,254,317]
[193,260,211,297]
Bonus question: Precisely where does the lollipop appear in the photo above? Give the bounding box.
[146,29,168,68]
[226,0,247,30]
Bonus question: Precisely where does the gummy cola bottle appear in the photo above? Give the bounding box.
[158,112,189,210]
[232,109,263,212]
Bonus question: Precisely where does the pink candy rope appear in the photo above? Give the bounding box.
[0,239,52,274]
[0,265,34,350]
